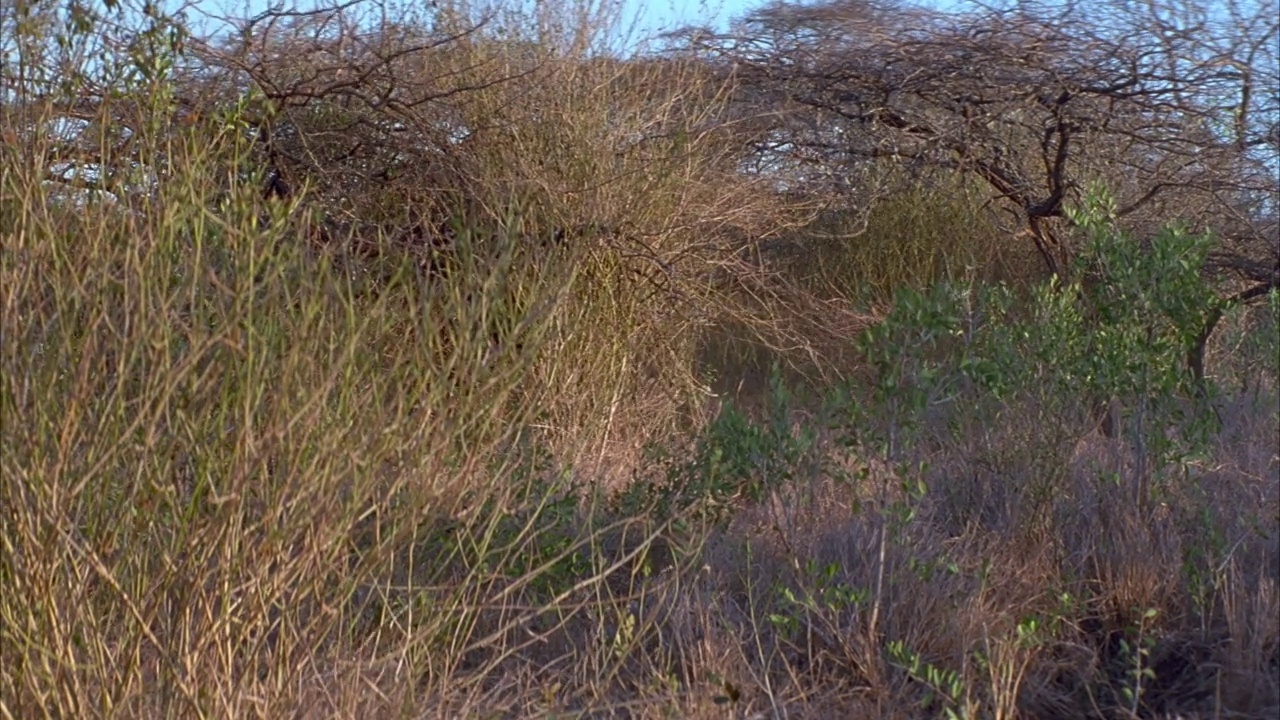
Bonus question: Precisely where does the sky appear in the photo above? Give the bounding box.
[622,0,766,36]
[180,0,971,51]
[185,0,774,47]
[627,0,963,36]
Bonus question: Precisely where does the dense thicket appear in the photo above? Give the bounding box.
[3,1,1277,718]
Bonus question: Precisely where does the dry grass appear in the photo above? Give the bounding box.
[2,1,1278,718]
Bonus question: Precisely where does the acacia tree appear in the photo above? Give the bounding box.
[676,0,1278,288]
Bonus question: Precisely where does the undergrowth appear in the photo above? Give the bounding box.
[2,1,1277,718]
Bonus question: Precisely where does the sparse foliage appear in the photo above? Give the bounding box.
[678,0,1279,284]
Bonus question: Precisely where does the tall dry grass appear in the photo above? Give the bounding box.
[2,1,1277,719]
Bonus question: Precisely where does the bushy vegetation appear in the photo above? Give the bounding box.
[2,0,1276,718]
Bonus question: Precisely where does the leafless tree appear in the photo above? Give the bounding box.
[675,0,1278,291]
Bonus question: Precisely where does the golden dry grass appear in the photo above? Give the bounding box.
[2,1,1278,718]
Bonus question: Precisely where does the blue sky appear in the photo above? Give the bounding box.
[187,0,773,45]
[623,0,767,36]
[186,0,970,48]
[627,0,964,36]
